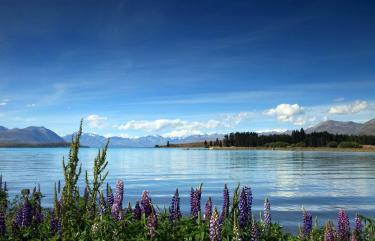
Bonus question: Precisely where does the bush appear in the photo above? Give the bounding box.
[295,142,306,147]
[327,141,338,148]
[264,142,289,148]
[338,141,362,148]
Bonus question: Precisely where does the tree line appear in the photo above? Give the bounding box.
[219,129,375,147]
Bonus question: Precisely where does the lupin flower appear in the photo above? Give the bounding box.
[263,198,271,230]
[111,180,124,220]
[239,187,249,228]
[251,219,260,241]
[147,211,157,238]
[353,215,362,237]
[107,185,114,209]
[170,188,181,223]
[221,184,229,220]
[190,186,202,219]
[351,230,358,241]
[209,207,221,241]
[141,191,153,217]
[0,212,5,236]
[244,186,253,217]
[337,209,350,241]
[14,198,33,228]
[301,210,312,238]
[50,211,59,235]
[133,201,141,220]
[204,197,213,220]
[324,221,335,241]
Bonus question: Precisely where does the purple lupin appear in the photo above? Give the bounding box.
[302,210,312,238]
[204,197,213,220]
[133,201,141,220]
[337,209,350,241]
[111,180,124,220]
[251,219,259,241]
[0,212,5,236]
[190,186,202,219]
[170,188,181,223]
[209,207,221,241]
[141,191,153,217]
[221,184,229,220]
[239,187,249,229]
[263,198,271,230]
[324,221,335,241]
[353,215,362,238]
[147,211,157,238]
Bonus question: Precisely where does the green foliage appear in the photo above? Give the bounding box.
[327,141,338,148]
[264,142,289,148]
[294,142,306,147]
[338,141,362,148]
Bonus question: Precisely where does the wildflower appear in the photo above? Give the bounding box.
[170,188,181,223]
[324,221,335,241]
[209,207,221,241]
[91,222,99,234]
[0,212,5,236]
[351,230,358,241]
[50,211,59,235]
[107,185,114,209]
[111,180,124,220]
[251,219,259,241]
[204,197,213,220]
[190,186,202,219]
[353,215,361,237]
[221,184,229,220]
[301,210,312,238]
[141,191,153,217]
[263,198,271,230]
[337,209,350,241]
[133,201,141,220]
[244,186,253,218]
[147,211,157,238]
[239,187,249,229]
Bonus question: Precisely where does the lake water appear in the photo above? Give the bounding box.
[0,147,374,232]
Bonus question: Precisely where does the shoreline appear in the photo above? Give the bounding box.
[158,145,375,152]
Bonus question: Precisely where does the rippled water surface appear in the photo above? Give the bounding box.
[1,148,374,231]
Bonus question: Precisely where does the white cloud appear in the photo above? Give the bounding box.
[26,103,36,107]
[118,112,248,137]
[118,119,220,132]
[85,114,108,129]
[264,103,305,125]
[0,102,6,106]
[328,100,368,114]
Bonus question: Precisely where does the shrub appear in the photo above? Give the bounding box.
[338,141,362,148]
[264,142,289,148]
[327,141,338,148]
[295,142,306,147]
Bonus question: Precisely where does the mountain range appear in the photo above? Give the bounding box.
[0,118,374,147]
[62,133,224,148]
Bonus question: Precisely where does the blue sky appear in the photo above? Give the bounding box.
[0,0,374,137]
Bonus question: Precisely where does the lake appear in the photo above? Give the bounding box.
[0,147,374,232]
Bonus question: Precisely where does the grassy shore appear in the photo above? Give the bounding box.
[157,143,375,152]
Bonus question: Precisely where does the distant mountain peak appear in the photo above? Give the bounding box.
[306,118,374,135]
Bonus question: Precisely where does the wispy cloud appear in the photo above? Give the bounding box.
[85,114,108,129]
[118,112,249,137]
[328,100,368,115]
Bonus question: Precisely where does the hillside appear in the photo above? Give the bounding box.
[0,126,67,146]
[305,119,375,135]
